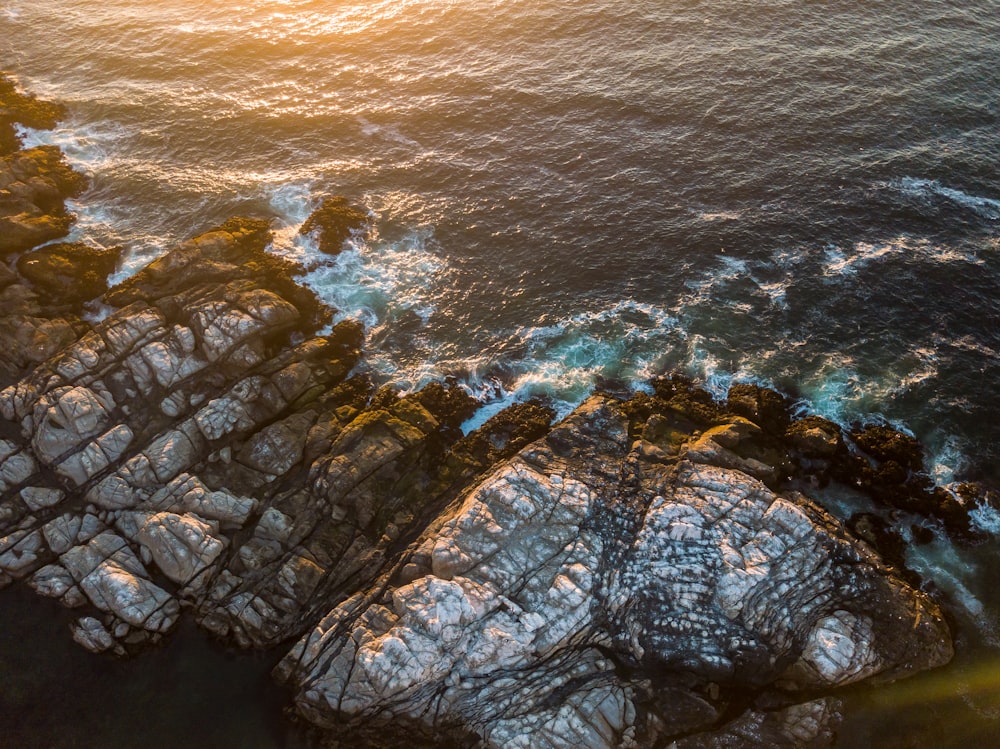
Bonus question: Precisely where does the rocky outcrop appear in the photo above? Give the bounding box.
[0,144,87,255]
[0,76,94,381]
[0,77,971,749]
[17,241,121,307]
[0,210,962,745]
[299,195,371,256]
[0,215,364,649]
[277,395,951,748]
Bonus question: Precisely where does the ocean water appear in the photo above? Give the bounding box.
[2,1,999,746]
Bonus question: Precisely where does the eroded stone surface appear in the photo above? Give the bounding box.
[280,396,952,747]
[0,92,962,745]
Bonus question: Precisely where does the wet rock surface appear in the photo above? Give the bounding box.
[0,75,972,748]
[299,195,371,256]
[277,395,950,748]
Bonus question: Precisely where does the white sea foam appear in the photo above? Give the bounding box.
[264,181,324,260]
[822,235,983,277]
[926,435,968,486]
[823,241,901,276]
[969,502,1000,536]
[696,209,742,221]
[16,120,125,172]
[906,541,991,627]
[898,177,1000,220]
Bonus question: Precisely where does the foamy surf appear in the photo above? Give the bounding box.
[897,177,1000,221]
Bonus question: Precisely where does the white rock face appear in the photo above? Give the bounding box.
[190,288,298,362]
[42,513,82,553]
[71,616,116,653]
[0,528,43,576]
[30,563,78,599]
[31,386,112,464]
[21,486,65,511]
[1,440,37,489]
[284,396,951,748]
[60,531,180,633]
[130,511,226,587]
[144,473,257,529]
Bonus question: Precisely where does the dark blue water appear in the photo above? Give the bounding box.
[2,1,1000,745]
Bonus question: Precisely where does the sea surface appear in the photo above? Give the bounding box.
[1,1,999,746]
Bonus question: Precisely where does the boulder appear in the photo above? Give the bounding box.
[299,196,370,255]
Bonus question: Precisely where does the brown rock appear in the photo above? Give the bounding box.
[299,196,370,255]
[17,242,121,306]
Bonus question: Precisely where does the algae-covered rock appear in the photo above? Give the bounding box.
[0,73,67,155]
[0,145,88,255]
[17,242,121,306]
[299,195,370,255]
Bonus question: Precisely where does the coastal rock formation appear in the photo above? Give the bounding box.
[0,74,971,748]
[0,77,97,380]
[0,143,87,255]
[0,207,963,745]
[17,241,121,306]
[277,394,950,747]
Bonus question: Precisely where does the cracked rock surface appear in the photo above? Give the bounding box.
[278,395,951,748]
[0,75,961,748]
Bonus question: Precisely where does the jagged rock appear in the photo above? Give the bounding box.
[236,411,314,477]
[0,145,87,255]
[852,424,924,471]
[144,473,257,529]
[1,439,37,489]
[785,416,843,458]
[299,196,370,255]
[124,511,226,588]
[71,616,117,654]
[0,527,43,577]
[61,531,180,633]
[41,513,82,553]
[0,314,87,378]
[21,486,65,511]
[281,395,951,747]
[16,242,121,306]
[30,385,114,461]
[29,563,78,599]
[726,383,792,436]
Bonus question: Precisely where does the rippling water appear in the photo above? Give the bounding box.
[2,1,1000,746]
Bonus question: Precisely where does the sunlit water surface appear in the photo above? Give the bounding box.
[2,1,999,745]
